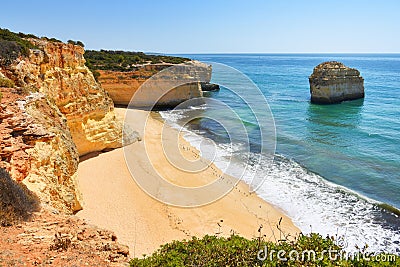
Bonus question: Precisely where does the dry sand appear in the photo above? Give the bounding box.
[76,107,299,257]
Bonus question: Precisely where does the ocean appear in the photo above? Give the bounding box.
[161,54,400,254]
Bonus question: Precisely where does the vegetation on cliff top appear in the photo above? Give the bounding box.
[84,50,190,73]
[130,233,399,266]
[0,168,40,226]
[0,28,37,65]
[0,28,84,66]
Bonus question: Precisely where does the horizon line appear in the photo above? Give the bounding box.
[163,52,400,55]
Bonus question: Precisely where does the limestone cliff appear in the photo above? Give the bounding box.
[0,38,138,213]
[309,61,364,104]
[0,89,80,213]
[97,61,211,107]
[2,39,133,155]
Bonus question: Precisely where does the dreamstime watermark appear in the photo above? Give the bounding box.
[123,62,276,207]
[256,246,398,262]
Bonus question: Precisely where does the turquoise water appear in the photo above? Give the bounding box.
[162,54,400,253]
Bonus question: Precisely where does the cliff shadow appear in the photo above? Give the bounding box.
[79,151,103,163]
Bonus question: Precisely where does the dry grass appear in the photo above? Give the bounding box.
[0,77,15,88]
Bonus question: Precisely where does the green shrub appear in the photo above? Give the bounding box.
[17,32,39,39]
[84,50,190,73]
[0,28,35,60]
[41,36,62,43]
[0,77,15,88]
[76,41,85,47]
[67,40,84,47]
[130,234,399,266]
[0,168,40,226]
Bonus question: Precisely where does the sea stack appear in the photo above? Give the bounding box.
[309,61,364,104]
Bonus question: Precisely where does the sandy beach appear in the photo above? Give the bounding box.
[76,107,299,257]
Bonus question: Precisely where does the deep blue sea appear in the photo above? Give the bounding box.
[162,54,400,253]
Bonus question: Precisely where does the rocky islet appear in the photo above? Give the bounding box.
[309,61,364,104]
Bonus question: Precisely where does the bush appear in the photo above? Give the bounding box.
[0,168,40,226]
[41,36,62,43]
[76,41,85,47]
[0,28,36,62]
[130,234,400,266]
[0,77,15,88]
[67,40,85,47]
[84,50,190,73]
[0,40,24,65]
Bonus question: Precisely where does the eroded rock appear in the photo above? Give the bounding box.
[2,39,138,156]
[98,61,212,107]
[0,89,80,213]
[0,38,139,213]
[309,61,364,104]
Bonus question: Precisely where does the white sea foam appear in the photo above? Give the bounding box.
[159,109,400,255]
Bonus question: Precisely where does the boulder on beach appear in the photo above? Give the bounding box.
[309,61,364,104]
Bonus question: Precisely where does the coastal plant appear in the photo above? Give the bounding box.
[67,40,85,47]
[84,49,190,73]
[50,232,72,251]
[129,233,400,267]
[0,168,40,226]
[0,28,37,65]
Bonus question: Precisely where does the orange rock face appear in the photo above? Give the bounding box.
[0,90,32,181]
[98,61,211,107]
[97,69,149,106]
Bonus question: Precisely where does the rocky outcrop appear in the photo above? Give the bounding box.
[98,61,211,107]
[309,61,364,104]
[200,82,220,92]
[0,89,80,213]
[2,39,135,155]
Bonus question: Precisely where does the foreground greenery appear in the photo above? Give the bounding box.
[84,49,190,73]
[130,234,399,266]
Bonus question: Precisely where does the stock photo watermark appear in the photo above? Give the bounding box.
[257,246,398,263]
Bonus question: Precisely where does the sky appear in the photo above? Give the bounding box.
[1,0,399,53]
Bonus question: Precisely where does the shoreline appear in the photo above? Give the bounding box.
[76,107,299,257]
[151,107,400,254]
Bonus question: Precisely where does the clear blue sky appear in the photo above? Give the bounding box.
[1,0,399,53]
